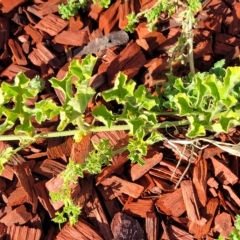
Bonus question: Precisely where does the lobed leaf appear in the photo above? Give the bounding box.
[102,72,136,103]
[92,105,115,128]
[0,72,45,135]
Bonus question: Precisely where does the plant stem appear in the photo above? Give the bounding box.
[155,119,189,129]
[0,120,190,141]
[187,10,195,75]
[112,146,128,155]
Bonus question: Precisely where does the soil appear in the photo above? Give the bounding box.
[0,0,240,239]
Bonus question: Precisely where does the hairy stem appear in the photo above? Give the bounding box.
[0,120,190,141]
[187,10,195,75]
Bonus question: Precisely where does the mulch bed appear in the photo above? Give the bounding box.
[0,0,240,239]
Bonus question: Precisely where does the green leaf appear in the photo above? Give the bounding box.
[69,56,97,81]
[50,75,73,104]
[68,87,95,114]
[173,77,187,92]
[50,56,97,131]
[0,72,44,135]
[209,59,226,79]
[58,0,87,19]
[125,13,139,33]
[212,111,239,133]
[128,151,145,165]
[220,95,237,108]
[203,74,220,101]
[0,147,15,175]
[187,116,206,138]
[34,99,61,123]
[94,0,111,8]
[53,211,67,226]
[174,93,193,116]
[102,72,136,103]
[92,105,115,128]
[127,118,145,135]
[235,215,240,231]
[219,67,240,99]
[194,76,208,107]
[133,85,160,110]
[146,131,164,145]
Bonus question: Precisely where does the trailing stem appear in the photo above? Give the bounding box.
[186,9,195,75]
[0,120,189,142]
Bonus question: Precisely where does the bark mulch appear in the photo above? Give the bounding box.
[0,0,240,239]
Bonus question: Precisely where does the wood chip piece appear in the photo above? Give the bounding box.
[8,39,28,65]
[39,0,67,16]
[193,40,213,58]
[138,173,156,193]
[228,2,240,35]
[222,185,240,207]
[210,157,238,185]
[118,0,134,29]
[145,213,158,240]
[152,177,174,192]
[129,152,163,181]
[101,175,144,198]
[99,0,120,34]
[204,15,222,32]
[6,225,42,240]
[189,198,219,239]
[215,33,240,47]
[203,145,225,159]
[34,13,68,36]
[1,0,27,13]
[143,31,166,52]
[123,199,154,218]
[24,25,43,43]
[28,49,44,66]
[33,159,66,179]
[0,17,9,50]
[97,184,121,219]
[163,224,194,240]
[207,176,219,189]
[181,180,206,224]
[34,180,56,218]
[214,212,234,238]
[36,42,62,68]
[155,188,186,217]
[56,217,103,240]
[69,16,84,31]
[84,188,113,240]
[193,158,207,207]
[0,64,39,80]
[54,30,89,46]
[13,163,38,213]
[106,41,146,85]
[47,136,73,161]
[45,174,79,210]
[0,223,6,239]
[7,187,28,206]
[0,205,32,226]
[70,134,92,164]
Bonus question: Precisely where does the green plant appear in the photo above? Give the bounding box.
[58,0,111,19]
[58,0,201,74]
[162,60,240,137]
[1,56,240,225]
[50,60,240,225]
[125,0,176,32]
[50,139,114,226]
[125,0,202,75]
[218,215,240,240]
